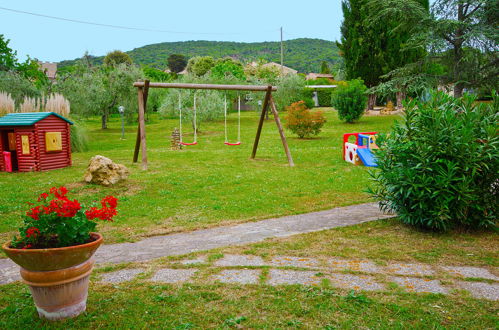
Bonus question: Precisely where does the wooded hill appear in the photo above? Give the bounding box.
[58,38,340,73]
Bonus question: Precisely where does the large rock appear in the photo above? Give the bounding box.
[84,155,129,186]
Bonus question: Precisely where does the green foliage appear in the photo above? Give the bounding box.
[0,71,41,106]
[284,101,327,138]
[305,78,334,107]
[210,58,246,81]
[320,61,331,74]
[70,122,89,152]
[104,50,132,67]
[186,56,215,76]
[159,75,225,131]
[339,0,428,91]
[0,34,17,71]
[0,35,48,88]
[366,0,496,97]
[369,91,498,231]
[55,64,142,128]
[167,54,187,73]
[331,79,367,123]
[245,61,280,85]
[143,66,174,82]
[273,74,309,111]
[59,38,342,73]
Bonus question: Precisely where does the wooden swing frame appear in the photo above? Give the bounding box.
[132,80,294,170]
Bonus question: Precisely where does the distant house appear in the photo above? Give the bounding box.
[249,61,298,75]
[306,73,334,81]
[39,62,57,82]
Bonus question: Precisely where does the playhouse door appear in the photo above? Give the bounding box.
[1,130,18,171]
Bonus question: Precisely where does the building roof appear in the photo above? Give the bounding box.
[262,62,298,75]
[0,112,73,126]
[39,62,58,80]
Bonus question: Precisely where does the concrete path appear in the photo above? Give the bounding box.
[1,202,392,283]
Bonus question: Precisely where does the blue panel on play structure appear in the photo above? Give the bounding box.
[357,148,377,167]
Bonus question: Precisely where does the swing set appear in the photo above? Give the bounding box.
[177,92,241,146]
[132,80,294,170]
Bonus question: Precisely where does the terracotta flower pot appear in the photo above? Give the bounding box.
[2,233,103,321]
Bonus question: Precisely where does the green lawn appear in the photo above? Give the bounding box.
[0,109,399,245]
[0,218,497,328]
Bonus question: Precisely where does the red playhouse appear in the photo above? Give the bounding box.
[343,132,378,167]
[0,112,73,172]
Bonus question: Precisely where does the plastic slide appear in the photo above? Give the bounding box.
[357,148,377,167]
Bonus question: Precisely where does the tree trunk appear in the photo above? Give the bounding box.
[453,84,465,98]
[396,91,405,109]
[367,94,377,110]
[453,4,465,98]
[101,114,107,129]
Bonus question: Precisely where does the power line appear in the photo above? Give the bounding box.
[0,6,279,36]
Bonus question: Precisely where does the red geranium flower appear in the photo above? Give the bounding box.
[26,227,40,238]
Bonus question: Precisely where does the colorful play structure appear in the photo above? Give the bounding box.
[0,112,73,172]
[343,132,378,167]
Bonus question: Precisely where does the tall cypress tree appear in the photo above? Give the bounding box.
[338,0,429,108]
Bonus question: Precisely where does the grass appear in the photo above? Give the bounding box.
[0,218,497,328]
[0,109,399,246]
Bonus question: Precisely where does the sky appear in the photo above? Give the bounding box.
[0,0,343,63]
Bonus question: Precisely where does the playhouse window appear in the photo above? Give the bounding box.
[45,132,62,152]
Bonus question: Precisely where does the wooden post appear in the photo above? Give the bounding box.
[137,86,148,170]
[251,85,272,159]
[133,80,150,164]
[269,95,294,167]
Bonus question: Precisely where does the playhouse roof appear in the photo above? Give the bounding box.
[0,112,73,126]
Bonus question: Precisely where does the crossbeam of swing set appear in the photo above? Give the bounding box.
[133,82,277,92]
[133,80,294,170]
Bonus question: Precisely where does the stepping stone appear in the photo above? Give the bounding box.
[150,268,197,283]
[269,256,319,268]
[268,269,322,286]
[100,268,145,284]
[328,258,381,273]
[329,273,384,291]
[0,259,20,285]
[179,256,207,265]
[457,281,499,301]
[390,276,448,294]
[441,266,499,281]
[386,263,434,276]
[214,254,266,267]
[212,269,261,284]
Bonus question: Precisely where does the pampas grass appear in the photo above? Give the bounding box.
[0,92,15,115]
[19,97,42,113]
[45,93,70,116]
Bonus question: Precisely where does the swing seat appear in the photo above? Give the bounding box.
[181,141,198,146]
[224,142,241,146]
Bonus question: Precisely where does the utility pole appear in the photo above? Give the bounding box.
[280,27,284,75]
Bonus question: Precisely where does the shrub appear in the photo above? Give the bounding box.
[369,91,498,231]
[211,58,246,81]
[70,122,89,153]
[284,101,326,138]
[186,56,215,77]
[331,79,367,123]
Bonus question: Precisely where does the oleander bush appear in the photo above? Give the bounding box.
[369,91,499,231]
[331,79,367,123]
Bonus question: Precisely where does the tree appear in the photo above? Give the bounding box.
[186,56,215,76]
[0,35,17,72]
[167,54,187,73]
[104,50,132,67]
[338,0,429,108]
[55,64,142,129]
[210,58,246,81]
[366,0,498,97]
[320,61,331,74]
